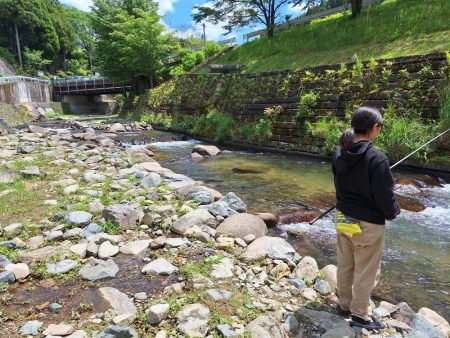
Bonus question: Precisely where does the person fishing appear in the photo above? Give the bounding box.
[332,106,400,330]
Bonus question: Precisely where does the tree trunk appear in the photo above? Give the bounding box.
[267,25,274,38]
[351,0,363,18]
[89,53,93,76]
[14,23,22,68]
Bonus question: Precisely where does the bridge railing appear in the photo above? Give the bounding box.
[0,76,50,85]
[243,0,382,41]
[52,76,132,95]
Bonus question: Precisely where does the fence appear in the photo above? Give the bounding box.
[0,76,50,85]
[243,0,382,41]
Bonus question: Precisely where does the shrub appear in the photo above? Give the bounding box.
[0,47,18,71]
[253,118,273,143]
[206,109,235,143]
[377,104,435,162]
[439,85,450,130]
[179,116,195,132]
[204,41,223,58]
[296,92,318,120]
[236,122,255,142]
[306,115,347,155]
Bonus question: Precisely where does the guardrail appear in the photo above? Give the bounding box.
[0,76,50,85]
[218,37,237,46]
[52,77,132,95]
[243,0,382,41]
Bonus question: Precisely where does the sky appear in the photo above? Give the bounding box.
[61,0,305,44]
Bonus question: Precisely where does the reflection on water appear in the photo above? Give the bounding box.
[125,131,449,317]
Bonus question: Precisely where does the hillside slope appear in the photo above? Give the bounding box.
[209,0,450,73]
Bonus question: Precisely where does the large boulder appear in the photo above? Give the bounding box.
[192,145,221,157]
[102,204,144,230]
[240,236,293,262]
[216,213,267,240]
[170,209,218,235]
[417,307,449,337]
[110,123,126,133]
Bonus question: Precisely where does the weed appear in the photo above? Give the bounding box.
[101,220,122,235]
[0,246,19,261]
[253,119,273,143]
[296,92,318,120]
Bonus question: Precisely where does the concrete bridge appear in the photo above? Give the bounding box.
[52,76,131,114]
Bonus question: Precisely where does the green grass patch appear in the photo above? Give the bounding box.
[0,179,51,225]
[100,220,122,235]
[210,0,450,73]
[179,255,224,281]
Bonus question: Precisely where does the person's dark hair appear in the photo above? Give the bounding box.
[339,107,383,150]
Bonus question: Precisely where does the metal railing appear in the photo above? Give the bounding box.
[0,76,50,85]
[243,0,382,41]
[218,37,237,46]
[52,76,132,95]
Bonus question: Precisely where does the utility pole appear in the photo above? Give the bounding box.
[202,22,206,47]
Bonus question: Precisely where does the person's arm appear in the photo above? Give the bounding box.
[371,159,401,220]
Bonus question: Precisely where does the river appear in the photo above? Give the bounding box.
[119,129,450,318]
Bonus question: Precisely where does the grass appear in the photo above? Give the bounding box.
[209,0,450,73]
[0,179,51,225]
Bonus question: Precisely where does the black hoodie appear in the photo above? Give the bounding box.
[332,140,400,225]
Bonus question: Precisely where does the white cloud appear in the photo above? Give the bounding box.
[61,0,93,11]
[287,3,306,16]
[191,2,233,42]
[155,0,178,16]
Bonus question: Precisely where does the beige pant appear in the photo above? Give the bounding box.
[336,219,385,321]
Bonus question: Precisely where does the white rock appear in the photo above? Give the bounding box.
[147,303,170,325]
[43,323,74,336]
[5,263,30,279]
[119,240,151,256]
[142,258,178,275]
[98,241,119,259]
[99,287,138,324]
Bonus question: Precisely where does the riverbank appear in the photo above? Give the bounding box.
[0,120,449,338]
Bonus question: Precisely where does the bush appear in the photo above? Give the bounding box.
[204,41,223,58]
[206,109,235,143]
[377,104,435,162]
[236,122,255,142]
[179,116,195,132]
[306,116,347,155]
[0,47,18,71]
[296,92,318,120]
[439,85,450,130]
[253,118,273,143]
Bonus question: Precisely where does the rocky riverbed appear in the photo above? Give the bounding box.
[0,121,449,338]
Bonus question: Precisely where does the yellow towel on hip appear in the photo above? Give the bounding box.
[336,210,362,237]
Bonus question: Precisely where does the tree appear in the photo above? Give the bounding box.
[92,0,176,90]
[351,0,362,18]
[192,0,313,39]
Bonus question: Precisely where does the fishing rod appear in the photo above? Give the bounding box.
[309,128,450,225]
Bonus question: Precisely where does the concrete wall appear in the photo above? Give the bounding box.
[0,80,51,104]
[61,95,114,114]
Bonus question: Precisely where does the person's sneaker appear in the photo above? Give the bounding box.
[335,305,351,317]
[350,315,386,330]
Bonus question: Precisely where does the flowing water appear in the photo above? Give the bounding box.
[120,129,449,318]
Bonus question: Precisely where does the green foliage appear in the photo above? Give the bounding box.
[23,48,52,71]
[235,122,254,142]
[0,47,17,70]
[377,103,436,162]
[263,105,282,121]
[351,59,364,78]
[439,85,450,130]
[306,115,347,155]
[208,109,235,142]
[204,41,223,58]
[92,0,176,86]
[100,220,122,235]
[253,118,273,143]
[296,92,318,120]
[171,51,205,75]
[0,246,18,262]
[211,0,450,73]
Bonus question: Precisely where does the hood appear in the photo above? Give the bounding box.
[334,140,372,173]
